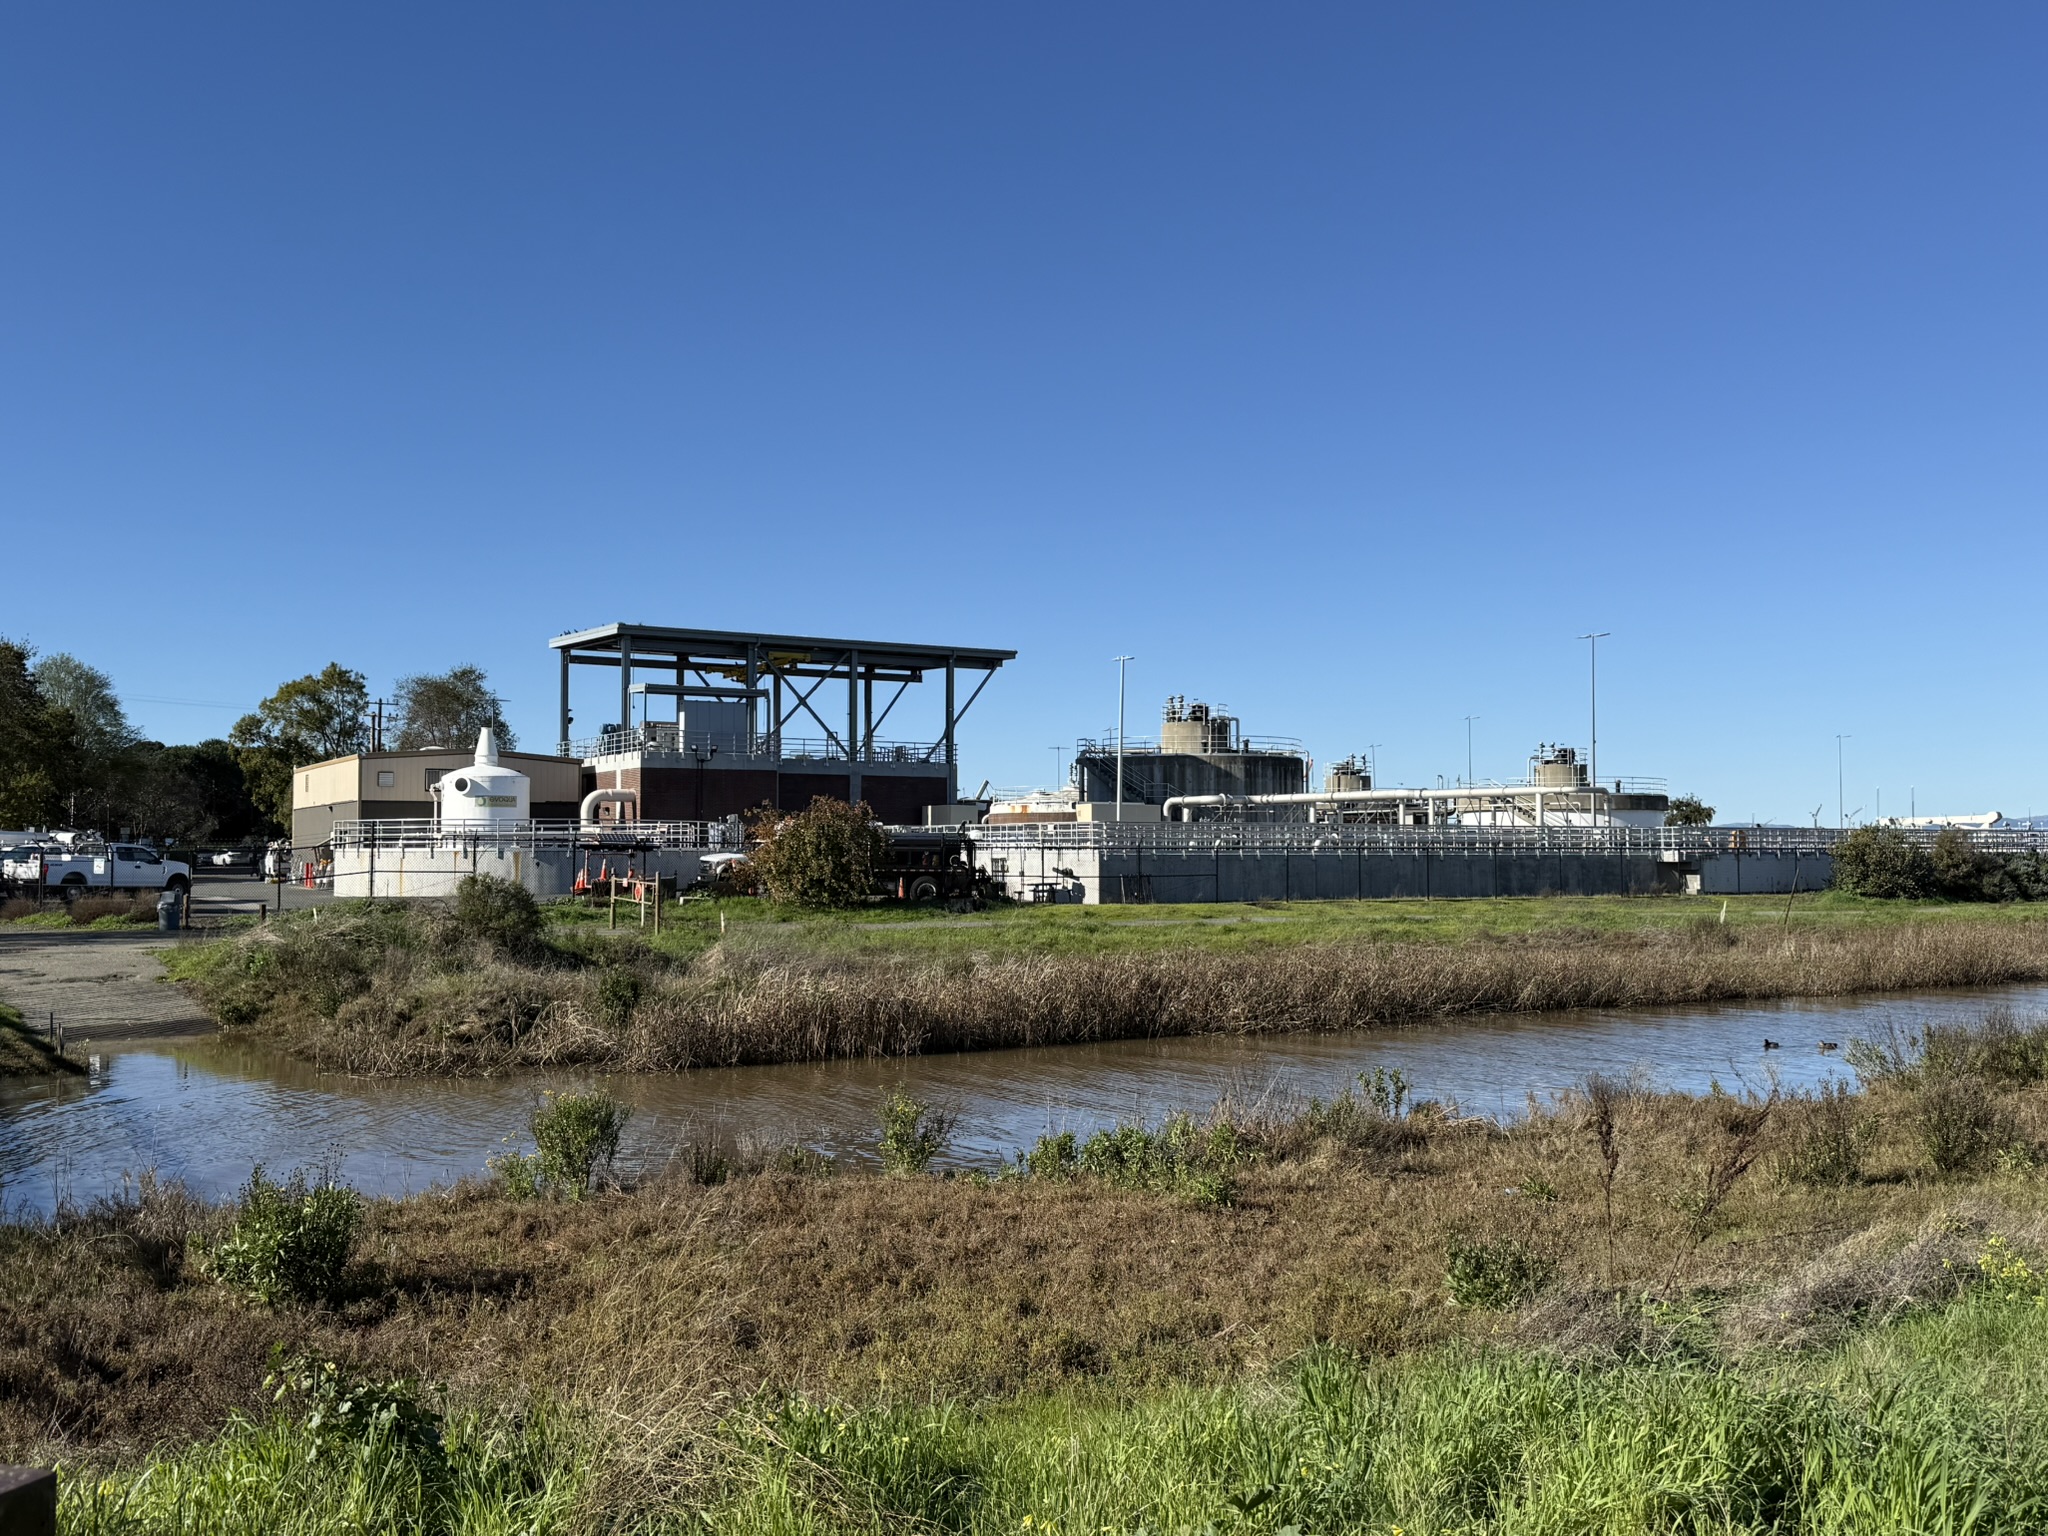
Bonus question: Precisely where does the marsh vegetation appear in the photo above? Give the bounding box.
[12,1008,2048,1530]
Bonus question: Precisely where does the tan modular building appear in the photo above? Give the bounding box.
[292,749,583,849]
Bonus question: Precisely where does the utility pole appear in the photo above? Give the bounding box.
[1050,746,1065,790]
[1578,633,1610,825]
[1368,743,1382,788]
[1113,655,1134,823]
[1836,735,1851,830]
[1464,715,1480,789]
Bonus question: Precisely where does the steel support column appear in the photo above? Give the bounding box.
[558,647,571,754]
[847,650,862,807]
[944,658,957,802]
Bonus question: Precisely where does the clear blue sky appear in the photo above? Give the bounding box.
[6,5,2044,822]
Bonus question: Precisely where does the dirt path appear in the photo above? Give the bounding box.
[0,930,215,1045]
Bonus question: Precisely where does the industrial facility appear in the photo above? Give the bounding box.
[295,622,1882,905]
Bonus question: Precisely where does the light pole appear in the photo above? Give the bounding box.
[1578,633,1610,824]
[1050,746,1065,790]
[1463,715,1481,788]
[1368,743,1382,787]
[1836,735,1851,829]
[1113,655,1134,823]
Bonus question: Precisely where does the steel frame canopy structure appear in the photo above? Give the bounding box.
[550,623,1016,802]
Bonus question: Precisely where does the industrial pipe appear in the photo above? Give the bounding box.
[580,788,639,826]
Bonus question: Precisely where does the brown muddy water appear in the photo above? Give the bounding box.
[5,983,2044,1217]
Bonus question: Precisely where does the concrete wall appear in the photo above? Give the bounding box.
[331,844,709,899]
[1690,851,1834,895]
[976,842,1681,904]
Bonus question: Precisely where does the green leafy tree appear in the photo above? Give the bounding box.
[1930,827,1996,901]
[231,665,370,833]
[0,639,76,827]
[1831,824,1935,899]
[393,665,514,750]
[744,797,885,907]
[1664,794,1715,827]
[125,739,264,844]
[32,653,138,832]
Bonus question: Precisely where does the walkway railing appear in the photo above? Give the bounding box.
[329,819,740,852]
[960,823,2048,856]
[561,726,953,766]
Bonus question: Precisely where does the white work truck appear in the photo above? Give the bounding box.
[4,841,192,895]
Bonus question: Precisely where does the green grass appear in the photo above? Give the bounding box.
[0,1000,84,1077]
[55,1292,2048,1533]
[705,1316,2048,1534]
[551,889,2048,965]
[58,1401,585,1536]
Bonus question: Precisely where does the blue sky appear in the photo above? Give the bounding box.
[5,5,2044,822]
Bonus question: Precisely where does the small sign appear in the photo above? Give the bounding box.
[474,795,518,808]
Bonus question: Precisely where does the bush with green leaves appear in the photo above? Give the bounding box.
[1444,1234,1553,1309]
[595,966,641,1031]
[744,796,886,908]
[203,1165,363,1307]
[1914,1075,2017,1175]
[450,874,543,952]
[878,1087,956,1175]
[1780,1079,1872,1187]
[529,1090,629,1198]
[266,1353,443,1457]
[1075,1113,1242,1206]
[1831,826,1935,899]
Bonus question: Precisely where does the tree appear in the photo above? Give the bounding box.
[231,665,370,833]
[1664,794,1715,827]
[32,653,139,831]
[126,740,264,844]
[744,797,885,907]
[394,665,515,751]
[0,639,73,827]
[1930,826,1998,902]
[1831,825,1934,899]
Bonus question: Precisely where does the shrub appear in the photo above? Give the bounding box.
[1076,1113,1241,1206]
[1780,1079,1871,1186]
[1023,1130,1080,1180]
[1831,826,1934,899]
[1444,1234,1553,1309]
[266,1353,443,1457]
[1931,827,1996,901]
[489,1149,544,1199]
[531,1090,628,1198]
[596,966,642,1031]
[878,1088,955,1175]
[451,874,543,952]
[1914,1075,2017,1174]
[744,797,886,908]
[203,1165,362,1306]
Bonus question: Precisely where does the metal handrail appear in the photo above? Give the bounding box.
[561,727,954,765]
[955,822,2048,856]
[1074,735,1307,757]
[329,818,741,852]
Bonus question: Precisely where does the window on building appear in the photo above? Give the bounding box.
[376,770,395,788]
[302,774,310,792]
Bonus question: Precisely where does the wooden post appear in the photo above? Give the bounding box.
[0,1465,56,1535]
[608,884,616,930]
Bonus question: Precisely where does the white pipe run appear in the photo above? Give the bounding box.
[1162,786,1575,824]
[580,788,639,826]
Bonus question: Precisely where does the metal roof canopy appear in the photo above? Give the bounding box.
[551,623,1017,801]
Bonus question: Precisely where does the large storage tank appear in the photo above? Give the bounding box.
[1074,697,1307,804]
[435,728,531,826]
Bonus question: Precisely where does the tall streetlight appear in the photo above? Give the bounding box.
[1836,734,1851,830]
[1049,746,1065,791]
[1113,655,1135,824]
[1578,633,1610,824]
[1463,715,1481,788]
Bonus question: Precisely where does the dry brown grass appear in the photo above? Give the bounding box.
[10,1073,2048,1467]
[182,910,2048,1075]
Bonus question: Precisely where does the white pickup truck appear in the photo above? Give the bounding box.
[3,842,192,894]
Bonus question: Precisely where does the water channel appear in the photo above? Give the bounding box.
[6,983,2044,1217]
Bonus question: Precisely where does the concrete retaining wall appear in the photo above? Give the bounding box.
[977,842,1834,905]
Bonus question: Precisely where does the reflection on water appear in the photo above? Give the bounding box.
[5,984,2042,1216]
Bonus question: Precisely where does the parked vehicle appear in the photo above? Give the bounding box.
[5,840,192,895]
[877,829,990,906]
